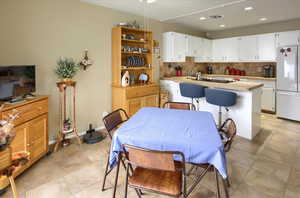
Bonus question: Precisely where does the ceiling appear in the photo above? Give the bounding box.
[81,0,300,31]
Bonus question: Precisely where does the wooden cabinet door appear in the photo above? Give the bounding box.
[143,95,159,108]
[127,98,143,116]
[28,114,48,164]
[10,124,29,154]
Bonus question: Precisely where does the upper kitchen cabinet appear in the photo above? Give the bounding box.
[162,32,188,62]
[238,35,258,62]
[195,38,212,62]
[257,33,276,62]
[187,35,202,57]
[276,30,300,47]
[212,37,239,62]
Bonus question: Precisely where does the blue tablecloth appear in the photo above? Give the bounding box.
[109,107,227,178]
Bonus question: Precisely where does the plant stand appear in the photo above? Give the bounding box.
[54,81,81,152]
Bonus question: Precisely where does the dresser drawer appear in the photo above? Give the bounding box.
[2,99,48,126]
[126,85,159,99]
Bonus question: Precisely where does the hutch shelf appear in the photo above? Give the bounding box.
[112,26,159,116]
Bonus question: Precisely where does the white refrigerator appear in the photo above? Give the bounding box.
[276,45,300,121]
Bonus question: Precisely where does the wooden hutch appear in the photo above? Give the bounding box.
[0,96,49,190]
[112,26,159,116]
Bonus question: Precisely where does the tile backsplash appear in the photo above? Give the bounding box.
[160,59,276,78]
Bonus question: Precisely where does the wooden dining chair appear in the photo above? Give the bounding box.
[122,144,187,198]
[219,118,237,153]
[101,108,129,191]
[163,102,196,110]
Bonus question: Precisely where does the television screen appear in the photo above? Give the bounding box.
[0,65,36,100]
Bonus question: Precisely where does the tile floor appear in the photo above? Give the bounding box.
[1,113,300,198]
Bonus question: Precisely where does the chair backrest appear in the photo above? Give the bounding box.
[179,83,206,98]
[205,88,237,107]
[219,118,237,152]
[102,109,129,139]
[163,102,196,110]
[123,144,185,172]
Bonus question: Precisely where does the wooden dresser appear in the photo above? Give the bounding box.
[0,96,49,189]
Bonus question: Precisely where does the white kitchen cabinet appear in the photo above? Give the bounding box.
[240,79,276,112]
[238,35,258,62]
[223,37,239,62]
[187,35,202,57]
[162,32,188,62]
[276,30,300,47]
[212,39,227,62]
[212,38,238,62]
[262,87,276,112]
[195,38,212,62]
[257,33,276,61]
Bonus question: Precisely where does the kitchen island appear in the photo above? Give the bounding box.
[161,76,264,140]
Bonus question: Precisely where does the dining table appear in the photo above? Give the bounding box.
[109,107,228,198]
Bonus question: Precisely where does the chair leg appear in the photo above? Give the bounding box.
[101,154,110,191]
[8,176,19,198]
[226,177,230,188]
[187,166,195,176]
[124,165,129,198]
[214,168,220,198]
[112,154,121,198]
[222,178,229,198]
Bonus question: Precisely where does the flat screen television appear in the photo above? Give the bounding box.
[0,65,36,101]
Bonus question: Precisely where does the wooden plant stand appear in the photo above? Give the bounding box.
[54,81,81,152]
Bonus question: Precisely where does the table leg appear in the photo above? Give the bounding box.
[222,177,229,198]
[214,167,220,198]
[112,154,121,198]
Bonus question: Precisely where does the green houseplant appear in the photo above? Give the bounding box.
[55,57,79,82]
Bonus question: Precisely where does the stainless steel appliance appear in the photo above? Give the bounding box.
[263,65,275,78]
[276,45,300,121]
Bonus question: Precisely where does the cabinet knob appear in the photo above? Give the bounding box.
[27,143,31,147]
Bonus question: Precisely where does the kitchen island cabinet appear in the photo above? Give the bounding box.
[161,77,263,140]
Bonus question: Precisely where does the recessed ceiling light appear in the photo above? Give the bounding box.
[200,17,207,20]
[139,0,156,3]
[220,24,226,28]
[260,17,267,21]
[244,6,253,11]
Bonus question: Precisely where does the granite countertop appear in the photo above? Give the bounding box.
[161,76,264,91]
[203,74,276,81]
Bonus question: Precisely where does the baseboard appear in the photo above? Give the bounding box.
[48,126,105,145]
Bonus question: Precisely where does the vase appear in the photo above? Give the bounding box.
[121,71,130,87]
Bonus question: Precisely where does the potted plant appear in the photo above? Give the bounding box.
[54,57,79,82]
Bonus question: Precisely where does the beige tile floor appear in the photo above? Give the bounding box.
[1,113,300,198]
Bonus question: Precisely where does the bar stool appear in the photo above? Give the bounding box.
[205,88,237,127]
[179,83,206,110]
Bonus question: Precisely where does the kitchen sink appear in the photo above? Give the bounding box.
[193,77,235,83]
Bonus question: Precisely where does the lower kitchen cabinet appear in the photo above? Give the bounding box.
[113,84,160,117]
[262,87,276,112]
[127,95,159,116]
